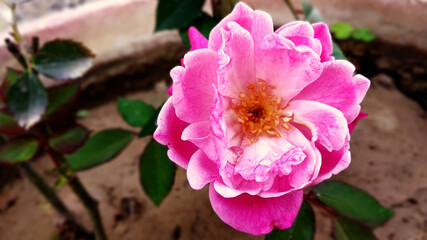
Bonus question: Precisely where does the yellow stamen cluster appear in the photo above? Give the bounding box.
[233,79,292,144]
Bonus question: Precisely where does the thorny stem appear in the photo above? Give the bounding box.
[68,176,107,240]
[39,124,107,240]
[283,0,300,20]
[19,162,92,237]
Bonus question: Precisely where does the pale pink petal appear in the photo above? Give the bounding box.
[187,150,219,190]
[213,180,244,198]
[188,27,208,51]
[153,98,198,169]
[209,185,303,235]
[276,21,322,57]
[172,49,218,123]
[312,23,333,62]
[251,10,274,55]
[348,111,368,133]
[209,2,254,51]
[293,60,370,123]
[256,33,322,104]
[217,22,255,97]
[209,2,273,52]
[285,100,349,152]
[182,121,216,160]
[275,21,314,37]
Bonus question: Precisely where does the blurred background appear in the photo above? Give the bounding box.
[0,0,426,239]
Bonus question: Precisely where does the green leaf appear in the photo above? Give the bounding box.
[313,181,394,228]
[138,105,162,138]
[49,125,90,154]
[7,71,47,129]
[0,137,39,163]
[33,40,94,81]
[0,110,25,136]
[334,216,377,240]
[0,69,21,105]
[179,12,217,49]
[140,138,175,206]
[266,200,315,240]
[352,28,376,43]
[331,22,354,40]
[43,83,79,120]
[332,42,347,60]
[66,129,134,171]
[155,0,205,31]
[117,98,155,128]
[302,1,324,23]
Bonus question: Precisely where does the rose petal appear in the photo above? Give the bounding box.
[209,185,303,235]
[187,150,219,190]
[286,100,349,151]
[293,60,370,123]
[312,23,333,62]
[189,27,208,51]
[348,111,368,133]
[171,49,218,123]
[217,22,255,97]
[256,33,323,104]
[153,98,198,169]
[182,120,216,160]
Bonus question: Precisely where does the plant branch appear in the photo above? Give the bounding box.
[38,124,107,240]
[67,176,107,240]
[19,162,92,237]
[283,0,299,20]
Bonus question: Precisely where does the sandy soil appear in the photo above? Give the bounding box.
[0,76,426,240]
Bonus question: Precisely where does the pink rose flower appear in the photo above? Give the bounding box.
[154,2,370,236]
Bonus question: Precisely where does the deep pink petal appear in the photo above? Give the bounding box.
[209,185,303,235]
[217,22,255,97]
[187,150,219,190]
[311,142,350,185]
[312,23,333,62]
[256,33,322,104]
[348,111,368,133]
[153,98,197,169]
[171,49,218,123]
[188,27,208,51]
[293,60,370,123]
[286,100,349,151]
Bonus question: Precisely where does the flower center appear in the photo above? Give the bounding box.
[233,79,292,144]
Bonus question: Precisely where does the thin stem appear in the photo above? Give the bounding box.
[283,0,300,20]
[3,2,33,70]
[20,162,72,218]
[20,162,93,237]
[68,176,107,240]
[38,124,107,240]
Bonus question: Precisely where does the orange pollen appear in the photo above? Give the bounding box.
[233,79,292,144]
